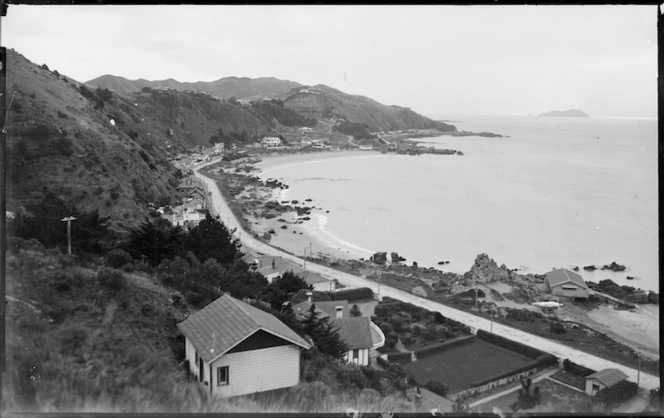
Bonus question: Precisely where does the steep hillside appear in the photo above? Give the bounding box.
[88,74,301,100]
[5,49,269,230]
[282,85,457,132]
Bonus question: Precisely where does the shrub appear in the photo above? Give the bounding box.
[549,321,566,334]
[105,249,133,268]
[424,380,448,397]
[97,268,126,291]
[595,380,639,410]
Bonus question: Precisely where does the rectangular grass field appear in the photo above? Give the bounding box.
[402,338,534,392]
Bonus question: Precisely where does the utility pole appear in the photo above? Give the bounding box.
[309,241,312,257]
[637,352,641,387]
[303,247,307,270]
[61,216,77,255]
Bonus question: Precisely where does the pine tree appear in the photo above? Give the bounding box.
[301,303,349,360]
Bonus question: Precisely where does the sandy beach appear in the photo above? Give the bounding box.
[249,150,381,261]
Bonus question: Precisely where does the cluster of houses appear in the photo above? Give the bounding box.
[177,252,385,398]
[157,175,208,229]
[176,253,640,405]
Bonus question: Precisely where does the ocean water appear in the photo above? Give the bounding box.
[260,115,658,292]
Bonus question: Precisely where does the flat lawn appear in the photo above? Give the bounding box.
[402,339,533,392]
[472,378,591,414]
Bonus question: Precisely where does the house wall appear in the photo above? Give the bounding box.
[344,348,369,366]
[312,280,333,292]
[210,344,302,397]
[185,337,211,384]
[585,379,606,396]
[550,283,588,299]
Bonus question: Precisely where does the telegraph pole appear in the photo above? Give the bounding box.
[303,247,307,270]
[61,216,77,255]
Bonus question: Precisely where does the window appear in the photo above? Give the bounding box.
[353,349,359,359]
[561,285,577,290]
[217,366,229,386]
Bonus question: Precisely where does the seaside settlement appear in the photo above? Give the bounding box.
[133,136,660,414]
[5,104,658,414]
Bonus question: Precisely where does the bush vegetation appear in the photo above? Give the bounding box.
[372,297,470,351]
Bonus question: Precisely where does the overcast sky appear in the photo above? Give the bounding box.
[2,5,657,118]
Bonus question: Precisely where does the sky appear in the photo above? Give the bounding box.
[2,5,658,118]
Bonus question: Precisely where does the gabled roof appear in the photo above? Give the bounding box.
[586,368,629,387]
[177,294,310,363]
[331,316,374,350]
[545,268,588,289]
[297,270,329,285]
[406,387,453,413]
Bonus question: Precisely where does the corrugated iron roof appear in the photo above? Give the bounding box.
[330,316,374,349]
[545,268,588,289]
[177,294,310,363]
[586,368,629,388]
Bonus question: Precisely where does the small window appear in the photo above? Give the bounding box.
[217,366,229,386]
[353,349,359,359]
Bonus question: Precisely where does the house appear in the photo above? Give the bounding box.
[359,145,373,151]
[297,270,334,292]
[261,137,282,148]
[544,268,590,299]
[252,256,304,283]
[177,294,311,397]
[331,316,375,365]
[291,296,385,366]
[406,387,453,413]
[585,368,629,396]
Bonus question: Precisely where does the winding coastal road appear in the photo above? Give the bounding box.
[194,158,659,391]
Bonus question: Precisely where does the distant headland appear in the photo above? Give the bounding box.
[538,109,589,118]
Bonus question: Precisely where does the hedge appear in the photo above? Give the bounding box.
[320,287,374,302]
[414,335,476,359]
[476,329,545,359]
[594,380,639,410]
[471,360,540,387]
[563,359,595,377]
[386,351,413,364]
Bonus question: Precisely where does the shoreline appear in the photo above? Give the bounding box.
[208,150,660,362]
[251,150,382,261]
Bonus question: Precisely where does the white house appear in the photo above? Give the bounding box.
[545,269,591,299]
[585,369,629,396]
[292,297,385,366]
[177,294,311,398]
[359,145,373,151]
[261,137,282,148]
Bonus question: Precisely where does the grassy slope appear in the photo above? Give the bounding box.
[6,49,270,230]
[3,246,416,413]
[283,84,457,133]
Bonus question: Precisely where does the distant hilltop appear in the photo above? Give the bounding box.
[538,109,589,118]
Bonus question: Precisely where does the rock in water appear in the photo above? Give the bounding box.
[370,252,387,264]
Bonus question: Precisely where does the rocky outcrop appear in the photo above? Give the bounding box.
[468,253,511,284]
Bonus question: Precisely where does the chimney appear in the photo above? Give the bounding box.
[306,291,313,302]
[335,306,343,318]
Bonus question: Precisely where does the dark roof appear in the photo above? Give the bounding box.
[586,368,629,387]
[330,316,373,349]
[292,300,349,319]
[297,270,329,285]
[545,268,587,289]
[177,294,310,363]
[406,387,453,413]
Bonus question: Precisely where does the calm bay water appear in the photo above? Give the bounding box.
[262,115,658,292]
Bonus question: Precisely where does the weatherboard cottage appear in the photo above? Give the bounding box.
[177,294,311,397]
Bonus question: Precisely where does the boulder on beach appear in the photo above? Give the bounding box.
[262,232,271,240]
[583,265,597,271]
[370,252,387,264]
[390,252,401,263]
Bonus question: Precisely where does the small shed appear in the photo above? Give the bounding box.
[544,268,590,299]
[585,368,629,396]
